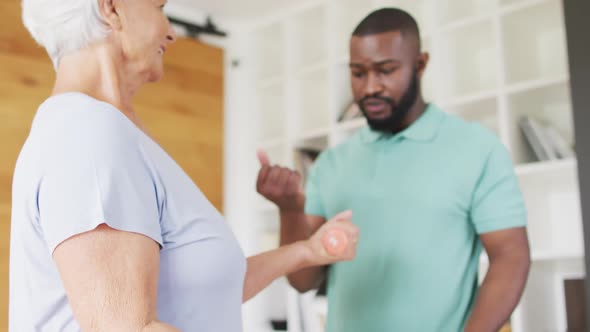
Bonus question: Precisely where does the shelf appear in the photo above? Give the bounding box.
[334,54,350,67]
[258,76,287,90]
[333,0,374,60]
[480,249,583,266]
[294,62,329,79]
[256,328,276,332]
[258,138,287,151]
[256,200,278,214]
[259,141,288,166]
[506,76,569,96]
[502,0,568,85]
[336,117,367,132]
[253,273,289,330]
[255,22,285,81]
[506,81,573,164]
[439,89,498,109]
[440,12,493,34]
[257,82,286,143]
[379,0,435,36]
[531,251,584,262]
[446,97,500,138]
[255,209,281,238]
[247,233,290,331]
[437,0,496,26]
[421,35,432,53]
[516,159,583,260]
[515,258,585,332]
[332,117,367,146]
[481,254,585,332]
[515,158,576,177]
[332,63,355,122]
[294,6,327,68]
[297,126,331,140]
[421,37,435,101]
[500,0,553,15]
[437,19,497,100]
[295,68,330,134]
[295,129,330,150]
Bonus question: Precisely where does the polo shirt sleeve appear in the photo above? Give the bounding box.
[304,154,327,218]
[470,141,527,234]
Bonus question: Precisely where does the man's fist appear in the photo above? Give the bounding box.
[256,150,305,211]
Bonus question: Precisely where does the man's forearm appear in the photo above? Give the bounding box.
[278,209,327,292]
[464,253,530,332]
[279,209,312,245]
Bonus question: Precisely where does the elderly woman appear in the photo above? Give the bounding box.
[9,0,359,331]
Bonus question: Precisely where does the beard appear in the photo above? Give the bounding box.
[358,70,420,133]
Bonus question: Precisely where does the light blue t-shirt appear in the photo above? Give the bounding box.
[9,93,246,331]
[305,104,527,332]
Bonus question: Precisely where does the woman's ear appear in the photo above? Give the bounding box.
[98,0,122,30]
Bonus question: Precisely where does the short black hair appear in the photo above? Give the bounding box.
[352,8,421,45]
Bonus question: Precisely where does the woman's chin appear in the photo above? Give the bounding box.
[147,63,165,83]
[148,71,164,83]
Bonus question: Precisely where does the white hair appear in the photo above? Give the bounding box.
[21,0,110,68]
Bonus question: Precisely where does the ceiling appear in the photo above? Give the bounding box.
[170,0,297,23]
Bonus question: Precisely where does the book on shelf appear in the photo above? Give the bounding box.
[337,101,362,122]
[545,126,576,159]
[519,116,575,162]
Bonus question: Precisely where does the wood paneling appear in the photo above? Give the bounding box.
[0,1,223,330]
[136,38,224,208]
[0,6,53,329]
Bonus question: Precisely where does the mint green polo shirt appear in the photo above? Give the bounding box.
[305,104,527,332]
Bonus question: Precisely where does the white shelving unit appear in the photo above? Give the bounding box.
[238,0,583,331]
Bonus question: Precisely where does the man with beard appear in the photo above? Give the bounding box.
[256,8,530,332]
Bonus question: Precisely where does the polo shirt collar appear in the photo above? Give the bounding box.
[360,103,445,143]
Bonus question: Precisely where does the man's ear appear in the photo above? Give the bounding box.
[416,52,430,79]
[98,0,122,31]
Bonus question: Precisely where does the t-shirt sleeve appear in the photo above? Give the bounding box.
[304,155,326,218]
[37,110,163,253]
[470,141,527,234]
